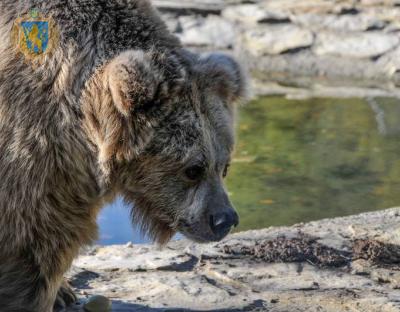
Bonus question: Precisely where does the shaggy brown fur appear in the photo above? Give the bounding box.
[0,1,246,311]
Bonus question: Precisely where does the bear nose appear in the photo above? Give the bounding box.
[209,210,239,237]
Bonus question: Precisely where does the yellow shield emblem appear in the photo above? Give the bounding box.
[11,9,59,65]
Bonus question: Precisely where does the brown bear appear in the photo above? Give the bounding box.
[0,0,246,311]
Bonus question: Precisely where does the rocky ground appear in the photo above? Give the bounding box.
[153,0,400,98]
[66,208,400,312]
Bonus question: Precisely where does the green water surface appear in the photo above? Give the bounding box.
[227,96,400,232]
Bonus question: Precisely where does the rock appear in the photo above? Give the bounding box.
[243,25,314,56]
[73,243,196,271]
[155,0,400,89]
[313,31,400,58]
[66,208,400,312]
[177,16,236,48]
[360,0,399,6]
[154,0,257,14]
[152,0,225,14]
[384,21,400,33]
[377,46,400,76]
[222,5,290,24]
[263,0,335,15]
[83,295,111,312]
[364,6,400,23]
[292,13,386,32]
[161,13,180,33]
[124,241,133,248]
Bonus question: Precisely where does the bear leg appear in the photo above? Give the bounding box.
[0,248,75,312]
[53,280,77,312]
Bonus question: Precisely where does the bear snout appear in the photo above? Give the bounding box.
[209,209,239,238]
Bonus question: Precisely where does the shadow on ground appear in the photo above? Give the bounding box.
[69,299,267,312]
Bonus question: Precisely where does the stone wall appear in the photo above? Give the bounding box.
[155,0,400,96]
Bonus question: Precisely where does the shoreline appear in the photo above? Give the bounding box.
[67,207,400,312]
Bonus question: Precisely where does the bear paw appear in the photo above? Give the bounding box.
[53,280,77,311]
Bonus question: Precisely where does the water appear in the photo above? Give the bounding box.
[98,96,400,245]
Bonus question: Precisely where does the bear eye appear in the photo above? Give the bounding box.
[223,164,230,178]
[185,165,205,181]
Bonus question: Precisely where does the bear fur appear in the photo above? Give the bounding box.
[0,1,246,311]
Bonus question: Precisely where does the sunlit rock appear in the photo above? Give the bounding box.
[243,25,314,56]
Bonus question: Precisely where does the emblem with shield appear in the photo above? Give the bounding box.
[11,8,59,64]
[21,21,49,54]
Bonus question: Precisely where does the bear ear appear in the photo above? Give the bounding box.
[106,50,186,117]
[196,53,248,104]
[82,50,187,179]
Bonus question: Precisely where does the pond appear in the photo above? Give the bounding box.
[98,96,400,245]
